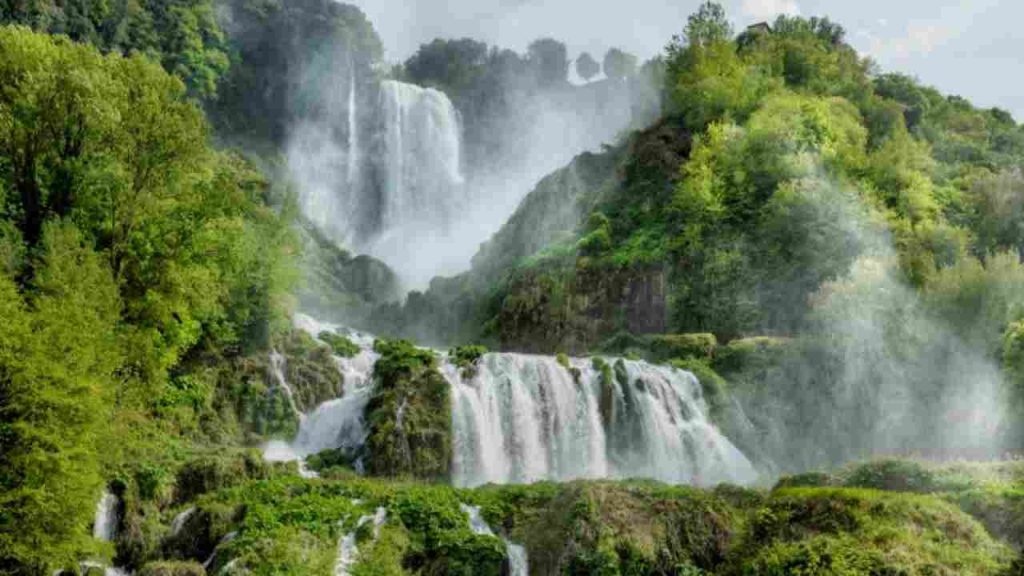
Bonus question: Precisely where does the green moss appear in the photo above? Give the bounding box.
[649,333,718,361]
[840,459,937,493]
[736,487,1014,575]
[137,561,206,576]
[712,337,792,377]
[365,340,452,479]
[449,344,488,379]
[319,331,360,358]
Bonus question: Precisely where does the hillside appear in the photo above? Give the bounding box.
[0,1,1022,575]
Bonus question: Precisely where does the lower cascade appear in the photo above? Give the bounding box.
[266,315,759,489]
[448,354,758,487]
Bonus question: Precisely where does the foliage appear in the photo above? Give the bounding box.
[449,344,488,379]
[576,51,600,82]
[319,331,360,358]
[365,340,452,479]
[0,0,228,98]
[527,37,569,87]
[603,47,638,80]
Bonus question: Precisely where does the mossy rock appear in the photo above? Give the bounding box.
[712,336,792,377]
[137,561,207,576]
[174,450,270,504]
[840,459,937,493]
[365,339,452,479]
[450,344,488,378]
[318,331,360,358]
[648,333,718,361]
[774,471,838,490]
[161,503,237,564]
[736,487,1015,575]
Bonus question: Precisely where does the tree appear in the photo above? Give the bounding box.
[603,48,638,81]
[575,51,600,82]
[527,37,568,87]
[0,222,122,573]
[682,1,732,47]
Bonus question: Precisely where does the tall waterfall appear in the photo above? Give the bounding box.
[448,354,759,487]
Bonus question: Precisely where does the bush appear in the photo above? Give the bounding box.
[841,460,936,493]
[319,331,360,358]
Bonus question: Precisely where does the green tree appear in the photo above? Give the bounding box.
[575,51,600,82]
[681,1,732,47]
[527,37,568,87]
[0,221,121,573]
[602,47,638,81]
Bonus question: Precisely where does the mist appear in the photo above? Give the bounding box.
[724,176,1010,474]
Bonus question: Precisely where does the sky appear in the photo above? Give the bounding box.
[347,0,1024,120]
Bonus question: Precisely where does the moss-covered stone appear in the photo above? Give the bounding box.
[138,561,207,576]
[648,333,718,361]
[364,339,452,479]
[174,450,270,504]
[318,331,360,358]
[449,344,488,379]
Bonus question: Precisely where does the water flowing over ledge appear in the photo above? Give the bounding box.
[264,314,759,488]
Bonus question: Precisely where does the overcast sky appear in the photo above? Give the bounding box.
[347,0,1023,120]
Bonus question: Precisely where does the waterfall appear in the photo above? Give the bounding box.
[93,490,118,542]
[263,315,378,470]
[267,315,759,489]
[169,506,195,537]
[347,70,359,186]
[269,351,303,420]
[460,504,529,576]
[377,80,464,232]
[336,507,388,576]
[507,543,529,576]
[448,354,759,487]
[89,491,126,576]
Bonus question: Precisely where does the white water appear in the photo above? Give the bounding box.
[262,315,378,470]
[269,351,303,420]
[460,503,529,576]
[347,70,359,186]
[449,354,759,487]
[170,506,195,537]
[88,491,126,576]
[362,80,466,287]
[93,491,118,542]
[335,507,388,576]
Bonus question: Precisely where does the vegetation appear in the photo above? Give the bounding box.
[0,27,294,573]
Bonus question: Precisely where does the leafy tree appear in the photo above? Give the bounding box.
[602,47,638,80]
[575,51,600,82]
[0,221,121,573]
[681,1,732,47]
[527,37,568,87]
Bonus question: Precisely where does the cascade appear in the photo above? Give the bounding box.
[460,504,529,576]
[335,507,388,576]
[90,491,127,576]
[448,353,759,487]
[269,351,303,420]
[262,315,378,470]
[93,490,118,542]
[347,70,359,186]
[169,507,195,537]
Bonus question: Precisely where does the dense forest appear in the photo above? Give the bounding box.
[0,0,1022,575]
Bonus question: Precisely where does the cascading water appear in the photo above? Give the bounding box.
[93,490,118,542]
[460,503,530,576]
[265,315,760,488]
[262,315,378,472]
[90,491,128,576]
[336,507,388,576]
[447,353,759,487]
